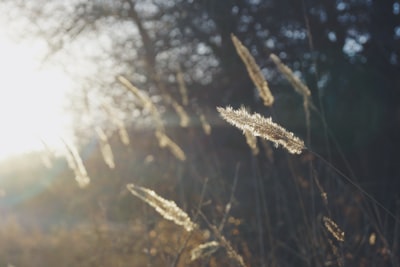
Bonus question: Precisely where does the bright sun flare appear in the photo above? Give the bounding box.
[0,30,73,160]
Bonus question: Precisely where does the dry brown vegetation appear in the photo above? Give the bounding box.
[0,32,398,267]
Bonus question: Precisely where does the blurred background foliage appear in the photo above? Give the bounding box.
[0,0,399,266]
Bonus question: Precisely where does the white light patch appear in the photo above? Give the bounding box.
[0,29,73,160]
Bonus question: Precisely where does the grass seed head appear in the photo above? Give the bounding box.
[63,140,90,188]
[190,241,220,261]
[323,216,345,242]
[269,53,311,97]
[155,130,186,161]
[231,34,274,106]
[199,113,212,135]
[217,106,305,154]
[126,183,197,232]
[95,127,115,169]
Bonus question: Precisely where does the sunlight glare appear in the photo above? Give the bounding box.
[0,30,73,160]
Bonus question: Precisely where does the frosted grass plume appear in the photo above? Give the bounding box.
[231,34,274,106]
[217,106,305,154]
[126,183,197,232]
[62,139,90,188]
[151,72,191,128]
[199,113,212,135]
[117,123,130,146]
[95,126,115,169]
[101,101,130,145]
[269,53,312,129]
[117,75,164,131]
[269,53,311,98]
[155,130,186,161]
[190,241,220,261]
[171,100,190,127]
[323,216,345,242]
[158,89,190,128]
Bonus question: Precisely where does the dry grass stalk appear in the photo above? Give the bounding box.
[209,224,246,267]
[303,96,311,133]
[62,140,90,188]
[95,127,115,169]
[190,241,220,261]
[39,138,54,169]
[244,129,259,155]
[269,53,311,98]
[260,139,274,163]
[152,72,191,127]
[160,91,190,128]
[171,100,190,127]
[117,75,164,131]
[117,75,151,108]
[126,183,197,232]
[231,34,274,106]
[323,216,345,242]
[155,130,186,161]
[217,106,305,154]
[176,65,189,106]
[199,113,212,135]
[312,170,328,206]
[241,107,259,155]
[102,102,130,145]
[117,124,130,146]
[270,53,312,132]
[327,238,344,267]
